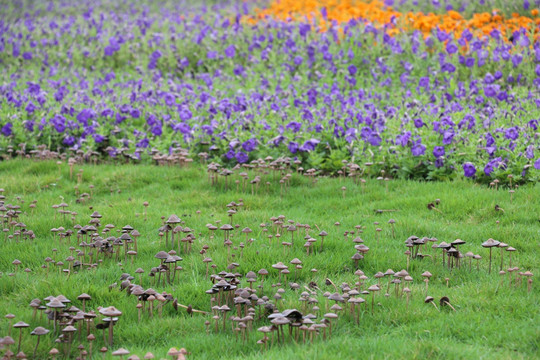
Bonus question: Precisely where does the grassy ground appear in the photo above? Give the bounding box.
[0,160,538,359]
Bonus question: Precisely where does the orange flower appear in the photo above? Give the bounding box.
[249,0,539,41]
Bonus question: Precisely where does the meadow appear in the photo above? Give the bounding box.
[0,0,539,359]
[0,160,538,359]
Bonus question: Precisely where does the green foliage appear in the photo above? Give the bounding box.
[0,160,538,359]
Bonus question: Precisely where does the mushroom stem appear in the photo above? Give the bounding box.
[33,336,40,359]
[443,301,456,311]
[430,301,440,311]
[108,321,114,346]
[17,328,23,352]
[489,248,493,274]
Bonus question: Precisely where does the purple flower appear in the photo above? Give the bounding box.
[224,45,236,58]
[286,121,302,133]
[441,63,456,73]
[463,162,476,177]
[25,101,36,114]
[235,151,248,163]
[293,56,303,65]
[442,131,454,145]
[367,133,382,146]
[433,146,445,158]
[534,158,540,170]
[411,141,426,156]
[93,134,105,143]
[348,65,357,75]
[300,139,320,152]
[446,42,458,54]
[1,122,13,137]
[242,138,258,152]
[511,54,523,67]
[414,118,425,128]
[484,157,503,176]
[525,145,535,159]
[288,141,299,154]
[504,127,519,140]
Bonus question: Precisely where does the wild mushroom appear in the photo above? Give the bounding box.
[112,348,130,360]
[13,321,29,352]
[368,285,380,313]
[439,296,456,311]
[424,296,439,311]
[62,325,77,357]
[30,326,49,359]
[421,271,432,294]
[482,238,500,274]
[506,247,516,267]
[77,293,91,312]
[98,306,122,346]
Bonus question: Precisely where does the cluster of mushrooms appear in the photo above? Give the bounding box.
[1,158,536,359]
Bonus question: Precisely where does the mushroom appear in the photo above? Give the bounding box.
[30,327,49,358]
[13,321,29,353]
[62,325,77,357]
[497,242,508,271]
[368,285,380,313]
[421,271,432,293]
[439,296,456,311]
[482,238,500,274]
[77,293,91,312]
[506,247,516,267]
[98,306,122,346]
[318,230,328,252]
[424,296,439,311]
[112,348,130,360]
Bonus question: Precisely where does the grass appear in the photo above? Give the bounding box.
[0,159,538,359]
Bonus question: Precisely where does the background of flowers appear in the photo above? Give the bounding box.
[0,0,539,184]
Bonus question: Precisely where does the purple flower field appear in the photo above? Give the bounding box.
[0,0,539,184]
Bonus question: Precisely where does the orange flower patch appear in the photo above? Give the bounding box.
[251,0,539,40]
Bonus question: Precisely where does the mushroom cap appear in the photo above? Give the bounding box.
[451,239,466,245]
[368,285,380,292]
[77,293,92,300]
[323,313,338,319]
[482,238,501,248]
[143,352,155,359]
[424,296,434,303]
[112,348,130,356]
[13,321,29,328]
[328,293,345,302]
[62,325,77,333]
[46,298,66,308]
[270,316,290,325]
[421,271,433,278]
[154,251,169,260]
[384,269,395,276]
[99,306,122,317]
[271,262,288,270]
[165,215,181,224]
[30,327,49,336]
[167,348,181,356]
[2,336,15,345]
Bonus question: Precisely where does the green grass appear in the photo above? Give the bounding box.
[0,160,538,359]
